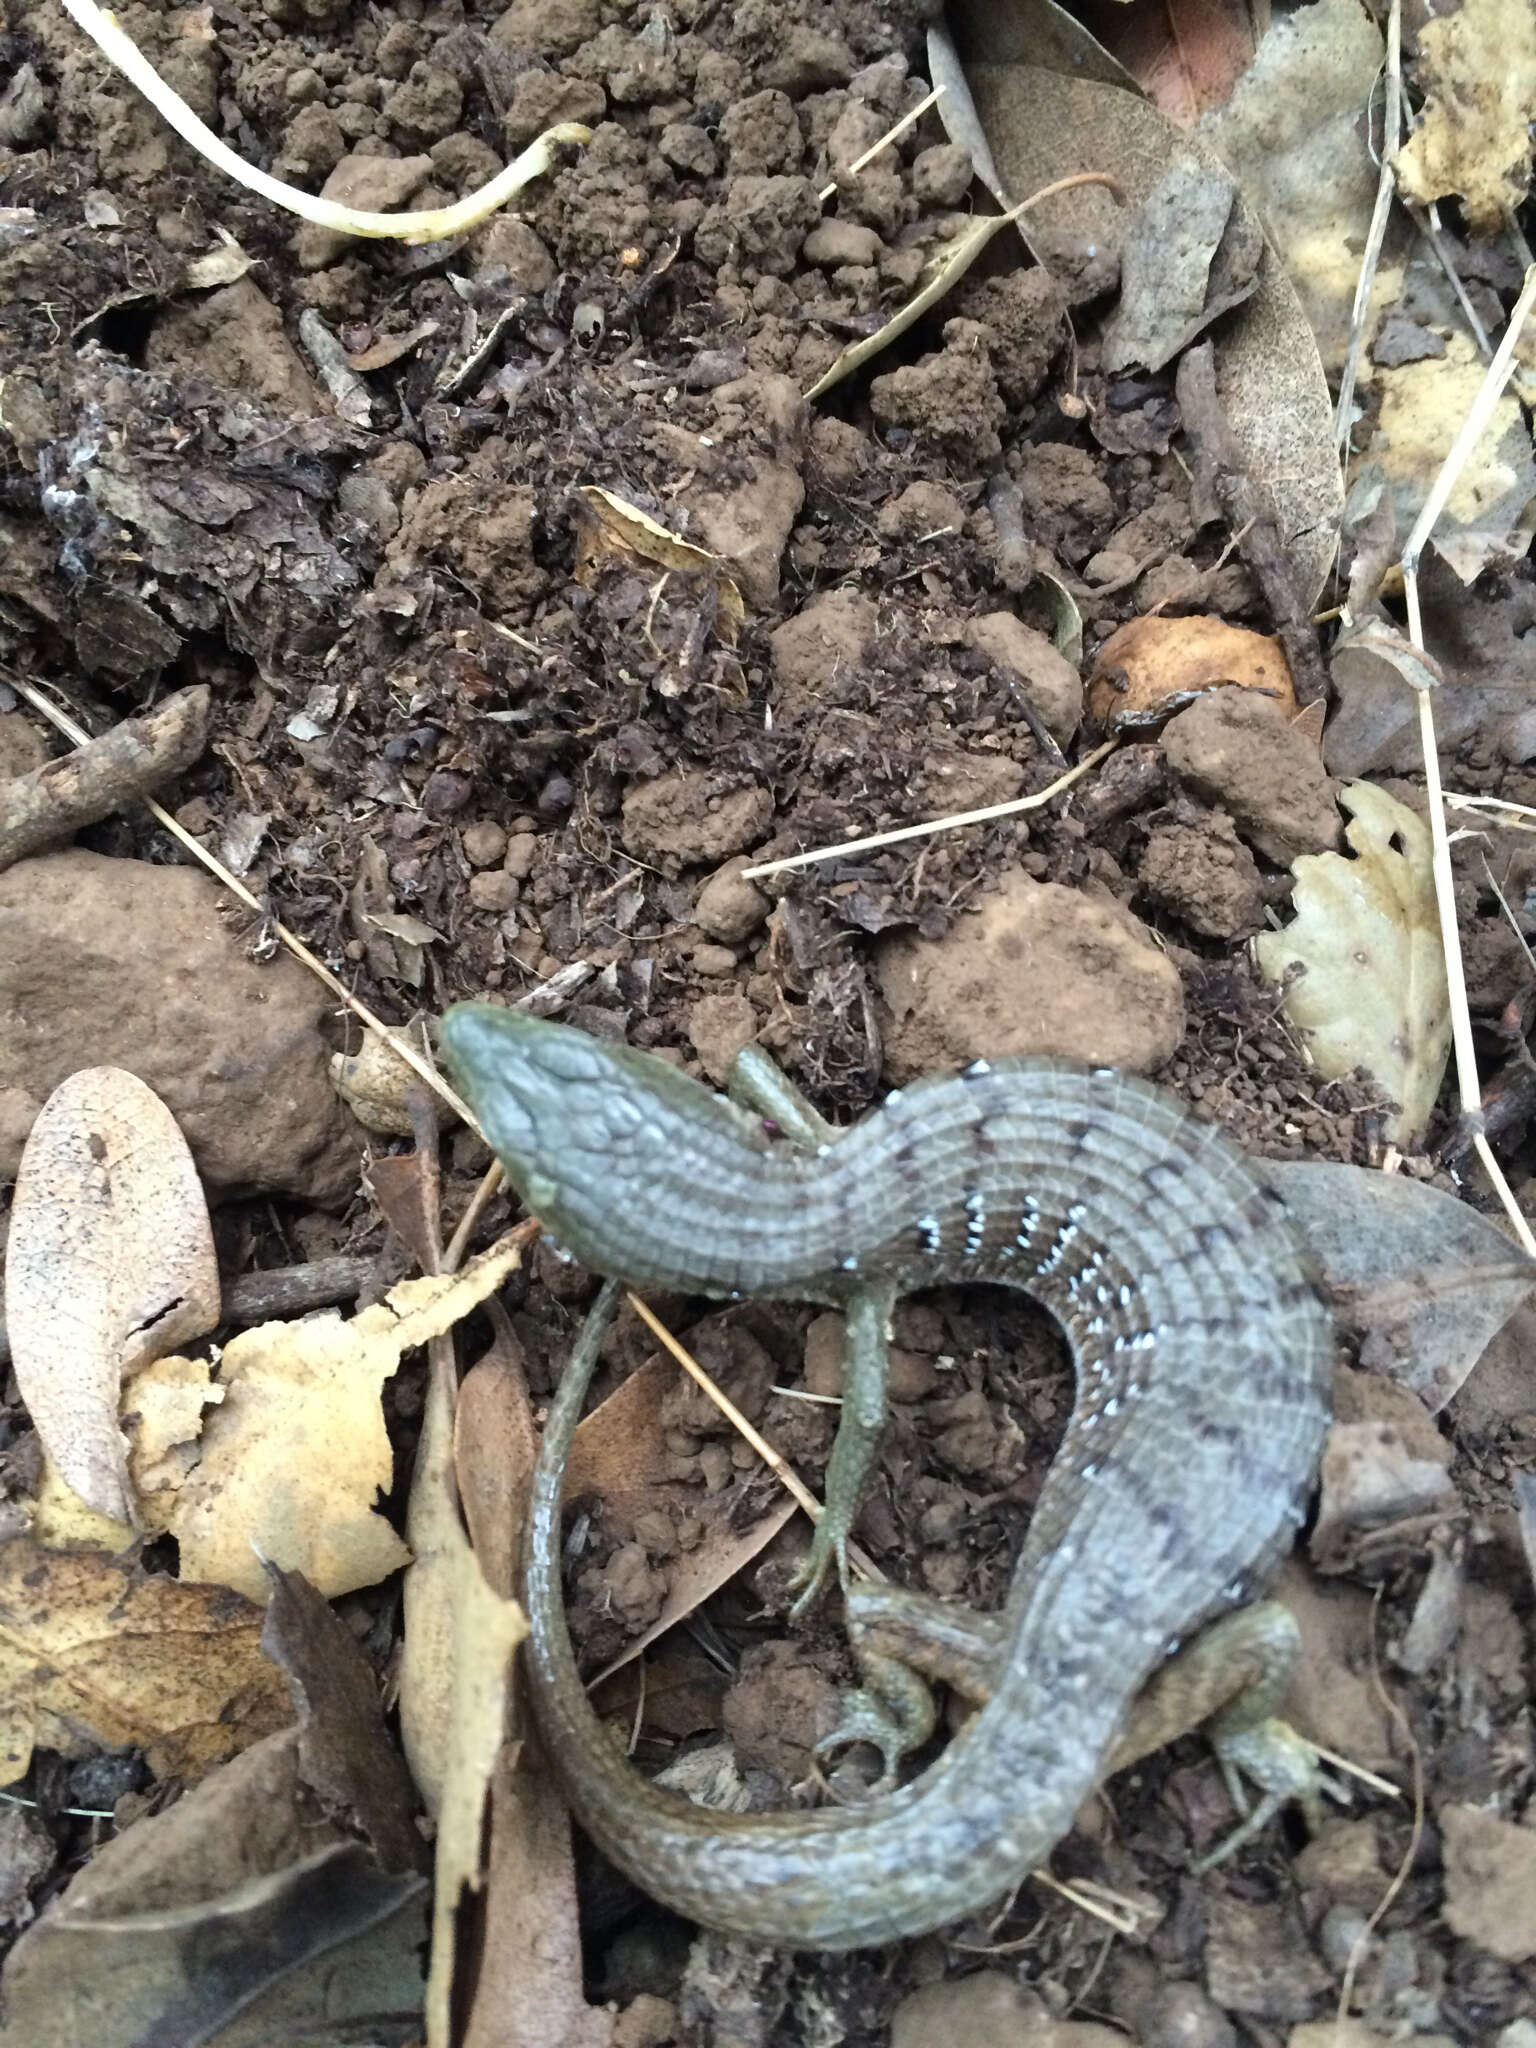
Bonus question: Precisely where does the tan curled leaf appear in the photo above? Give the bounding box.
[0,1538,288,1786]
[5,1068,219,1525]
[1269,1159,1536,1411]
[1255,780,1451,1145]
[169,1233,525,1600]
[943,0,1343,605]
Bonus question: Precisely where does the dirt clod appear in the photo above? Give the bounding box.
[875,870,1186,1078]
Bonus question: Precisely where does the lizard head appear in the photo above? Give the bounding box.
[438,1003,720,1270]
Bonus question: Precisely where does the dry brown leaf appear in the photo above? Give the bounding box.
[565,1347,798,1685]
[449,1342,612,2048]
[945,0,1342,606]
[5,1067,219,1526]
[1087,613,1296,730]
[1371,339,1536,584]
[575,486,745,646]
[1394,0,1536,232]
[169,1233,526,1600]
[0,1613,424,2048]
[0,1537,288,1785]
[1254,780,1450,1144]
[1099,0,1259,123]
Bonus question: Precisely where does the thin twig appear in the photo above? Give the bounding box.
[741,739,1117,879]
[1399,264,1536,1255]
[1336,0,1401,451]
[625,1293,885,1587]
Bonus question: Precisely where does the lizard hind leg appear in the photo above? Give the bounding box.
[1109,1600,1338,1869]
[814,1583,1010,1795]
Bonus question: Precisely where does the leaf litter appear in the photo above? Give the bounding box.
[5,1068,219,1527]
[3,0,1536,2031]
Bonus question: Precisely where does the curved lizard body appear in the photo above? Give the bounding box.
[440,1005,1333,1950]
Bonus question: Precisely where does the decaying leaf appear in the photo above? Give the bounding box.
[1255,781,1451,1145]
[1100,159,1261,374]
[5,1067,219,1525]
[1270,1159,1536,1411]
[447,1343,616,2048]
[574,486,745,647]
[1371,339,1536,584]
[1323,618,1446,778]
[1393,0,1536,232]
[170,1232,527,1600]
[565,1343,799,1686]
[31,1351,222,1551]
[943,0,1343,607]
[1192,0,1395,374]
[0,1538,288,1786]
[332,1015,450,1136]
[0,1580,424,2048]
[1087,613,1296,732]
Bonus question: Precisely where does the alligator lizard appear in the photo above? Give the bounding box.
[440,1004,1334,1950]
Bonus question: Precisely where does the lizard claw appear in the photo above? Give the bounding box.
[1192,1716,1338,1872]
[787,1520,845,1620]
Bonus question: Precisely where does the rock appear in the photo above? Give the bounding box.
[1442,1804,1536,1961]
[1161,687,1340,865]
[0,851,360,1202]
[892,1974,1124,2048]
[296,153,434,270]
[1138,805,1266,938]
[769,588,879,720]
[467,870,520,913]
[963,611,1083,743]
[870,346,1007,465]
[875,870,1185,1081]
[144,278,321,415]
[693,858,770,942]
[620,771,773,873]
[802,218,883,269]
[877,481,966,540]
[687,456,803,608]
[687,991,758,1083]
[490,0,599,53]
[911,142,975,209]
[1203,1892,1331,2020]
[461,822,507,868]
[471,215,556,290]
[892,1974,1052,2048]
[0,713,48,782]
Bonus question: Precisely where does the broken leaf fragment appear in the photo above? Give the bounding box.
[1392,0,1536,232]
[0,1537,288,1785]
[1254,781,1450,1145]
[5,1067,219,1526]
[575,485,745,646]
[169,1233,527,1600]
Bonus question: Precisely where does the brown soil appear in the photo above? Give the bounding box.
[4,0,1536,2042]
